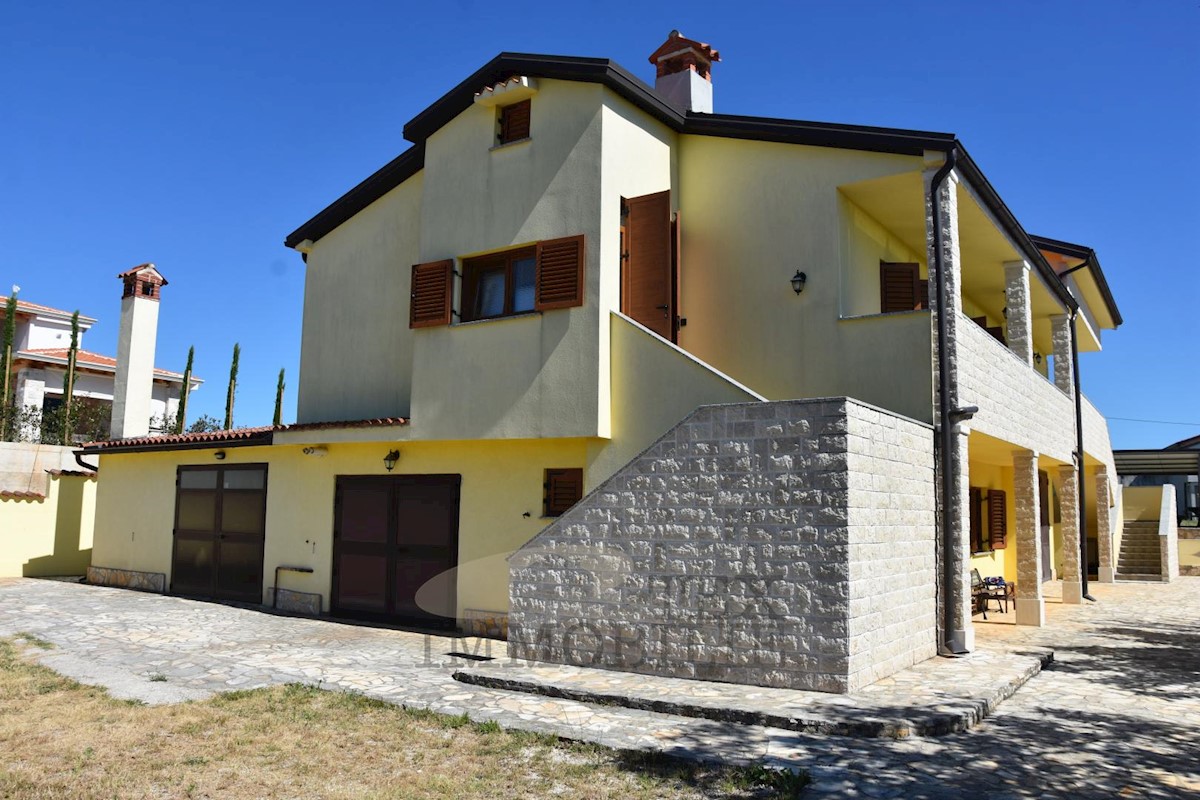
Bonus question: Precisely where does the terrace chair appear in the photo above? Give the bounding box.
[970,569,1008,619]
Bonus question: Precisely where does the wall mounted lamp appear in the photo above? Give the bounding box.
[790,270,807,295]
[383,450,400,472]
[1033,352,1043,366]
[214,450,226,461]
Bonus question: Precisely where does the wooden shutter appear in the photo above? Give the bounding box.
[535,234,585,310]
[499,99,531,144]
[969,487,983,553]
[671,209,682,342]
[624,191,673,339]
[916,279,929,310]
[410,260,454,328]
[879,261,919,313]
[544,468,583,517]
[988,489,1008,550]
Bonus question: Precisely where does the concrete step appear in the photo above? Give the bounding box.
[1116,573,1166,582]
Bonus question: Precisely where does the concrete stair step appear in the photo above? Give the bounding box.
[1116,573,1165,582]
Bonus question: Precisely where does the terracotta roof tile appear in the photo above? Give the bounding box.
[19,348,186,379]
[46,469,97,478]
[0,490,45,500]
[81,416,409,453]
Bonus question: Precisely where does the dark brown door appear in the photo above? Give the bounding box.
[622,190,676,341]
[332,475,460,628]
[172,465,267,603]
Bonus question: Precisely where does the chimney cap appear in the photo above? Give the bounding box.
[116,263,168,286]
[648,30,720,71]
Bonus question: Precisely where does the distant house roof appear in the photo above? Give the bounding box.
[17,348,195,383]
[10,300,98,326]
[1166,434,1200,451]
[79,416,408,453]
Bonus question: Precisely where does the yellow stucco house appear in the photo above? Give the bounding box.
[82,33,1128,691]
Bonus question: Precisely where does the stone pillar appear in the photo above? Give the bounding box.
[1003,260,1034,366]
[1056,464,1082,604]
[1050,314,1074,396]
[1013,450,1045,626]
[1095,466,1114,583]
[924,152,973,653]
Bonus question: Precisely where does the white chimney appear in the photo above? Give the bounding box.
[111,264,166,439]
[648,30,720,114]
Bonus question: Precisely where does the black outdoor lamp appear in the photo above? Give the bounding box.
[790,270,807,295]
[383,450,400,472]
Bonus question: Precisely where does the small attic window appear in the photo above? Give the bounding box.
[141,281,155,297]
[497,99,531,145]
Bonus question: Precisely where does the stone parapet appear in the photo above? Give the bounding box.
[508,398,937,694]
[958,315,1075,464]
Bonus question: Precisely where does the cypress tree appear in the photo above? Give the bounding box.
[176,346,194,435]
[273,368,285,427]
[1,291,18,441]
[224,343,239,430]
[61,310,80,444]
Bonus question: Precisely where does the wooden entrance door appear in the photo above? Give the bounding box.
[172,465,268,603]
[622,191,679,342]
[332,475,460,628]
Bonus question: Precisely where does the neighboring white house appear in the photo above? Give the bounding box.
[4,277,202,441]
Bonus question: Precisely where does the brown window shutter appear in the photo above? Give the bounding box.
[879,261,919,313]
[969,487,983,552]
[499,99,531,144]
[544,468,583,517]
[624,190,673,339]
[988,489,1008,549]
[410,260,454,328]
[916,279,929,310]
[535,234,585,310]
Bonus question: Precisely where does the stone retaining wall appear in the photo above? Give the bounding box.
[508,398,937,693]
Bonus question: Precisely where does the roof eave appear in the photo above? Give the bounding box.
[1030,234,1123,327]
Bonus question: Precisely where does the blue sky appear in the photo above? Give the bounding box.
[2,0,1196,447]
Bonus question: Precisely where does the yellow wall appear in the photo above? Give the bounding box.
[587,312,764,486]
[297,173,424,424]
[92,438,590,622]
[0,475,95,577]
[676,135,934,423]
[409,80,607,441]
[839,194,926,318]
[967,462,1018,582]
[1122,486,1163,522]
[1180,536,1200,571]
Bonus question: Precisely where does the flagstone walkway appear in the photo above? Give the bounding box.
[0,577,1197,798]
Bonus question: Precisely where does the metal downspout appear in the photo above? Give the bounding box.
[929,147,967,654]
[1070,308,1096,602]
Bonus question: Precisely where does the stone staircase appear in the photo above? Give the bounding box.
[1116,520,1165,581]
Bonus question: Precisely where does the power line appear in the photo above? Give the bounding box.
[1107,416,1200,428]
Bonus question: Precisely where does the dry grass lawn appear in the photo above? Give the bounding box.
[0,637,806,799]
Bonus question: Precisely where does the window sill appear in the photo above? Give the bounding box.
[452,310,540,328]
[490,137,531,152]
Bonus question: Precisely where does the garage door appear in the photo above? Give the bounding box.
[171,465,268,603]
[332,474,460,628]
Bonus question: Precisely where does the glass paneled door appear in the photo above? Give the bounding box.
[172,465,267,603]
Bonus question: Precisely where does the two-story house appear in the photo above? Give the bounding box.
[82,33,1124,692]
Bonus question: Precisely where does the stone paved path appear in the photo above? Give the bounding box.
[0,577,1197,798]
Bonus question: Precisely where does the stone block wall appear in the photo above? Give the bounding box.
[508,398,937,694]
[957,315,1075,464]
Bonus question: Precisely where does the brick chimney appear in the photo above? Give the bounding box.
[111,264,166,439]
[648,30,720,114]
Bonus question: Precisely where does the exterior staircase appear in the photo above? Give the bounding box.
[1116,521,1164,581]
